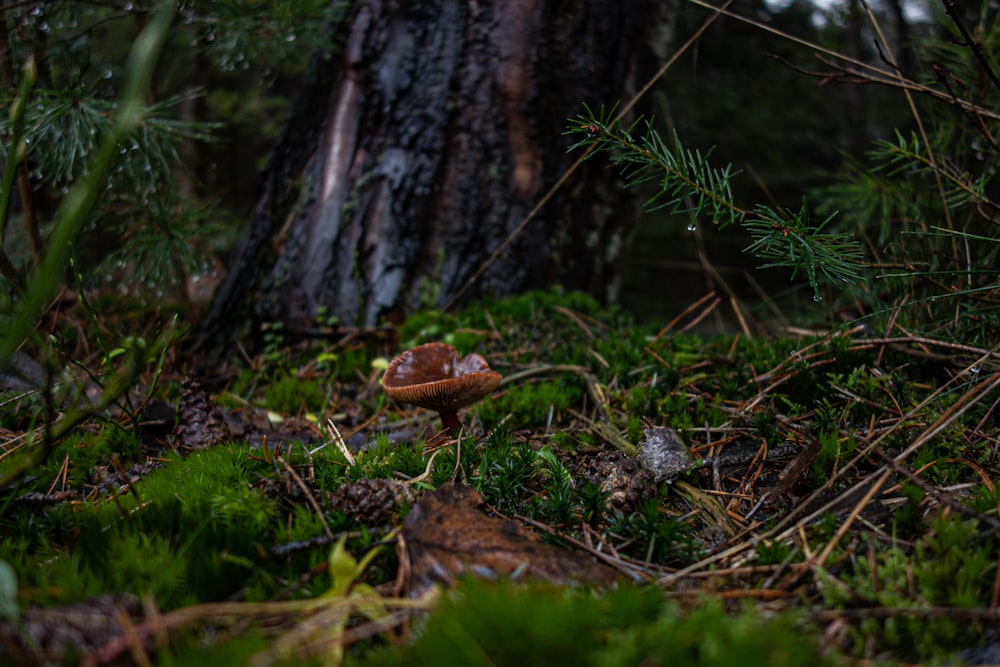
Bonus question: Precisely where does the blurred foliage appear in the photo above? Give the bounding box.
[362,579,840,667]
[615,0,1000,349]
[814,2,1000,342]
[623,0,926,322]
[0,0,341,302]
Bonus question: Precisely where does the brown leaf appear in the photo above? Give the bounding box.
[401,482,621,594]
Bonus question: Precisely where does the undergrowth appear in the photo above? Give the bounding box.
[2,288,998,664]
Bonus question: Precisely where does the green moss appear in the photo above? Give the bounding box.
[825,515,998,660]
[475,433,538,515]
[613,498,692,565]
[1,445,288,609]
[397,309,459,349]
[480,379,582,429]
[263,370,328,414]
[345,436,427,483]
[359,580,838,667]
[4,422,145,494]
[95,421,142,462]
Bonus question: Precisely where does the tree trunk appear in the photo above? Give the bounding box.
[200,0,674,339]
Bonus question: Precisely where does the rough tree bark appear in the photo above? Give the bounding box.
[200,0,675,340]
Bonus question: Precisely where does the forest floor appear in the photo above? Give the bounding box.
[1,288,999,666]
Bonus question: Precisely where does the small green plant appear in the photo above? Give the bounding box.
[348,436,426,483]
[827,514,997,660]
[809,6,1000,340]
[261,321,286,360]
[0,4,187,487]
[809,428,854,486]
[476,440,538,515]
[616,498,683,564]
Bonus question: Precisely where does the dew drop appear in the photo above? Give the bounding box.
[686,222,696,232]
[123,2,134,10]
[813,294,823,302]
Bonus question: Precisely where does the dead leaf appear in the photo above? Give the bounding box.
[401,482,621,595]
[638,427,696,482]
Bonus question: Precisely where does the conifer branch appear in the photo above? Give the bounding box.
[567,104,865,299]
[870,131,991,209]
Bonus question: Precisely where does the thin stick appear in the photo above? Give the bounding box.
[650,291,718,345]
[730,296,751,339]
[680,296,722,334]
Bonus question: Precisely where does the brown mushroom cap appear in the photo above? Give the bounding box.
[382,342,502,412]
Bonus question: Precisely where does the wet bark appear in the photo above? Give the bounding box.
[200,0,674,339]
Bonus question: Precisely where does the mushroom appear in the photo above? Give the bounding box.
[382,342,502,435]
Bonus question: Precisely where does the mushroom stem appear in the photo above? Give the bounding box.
[439,410,462,436]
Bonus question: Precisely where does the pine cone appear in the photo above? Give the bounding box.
[172,375,229,451]
[0,594,143,664]
[327,478,414,526]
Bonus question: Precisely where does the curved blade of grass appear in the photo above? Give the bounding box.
[0,1,178,369]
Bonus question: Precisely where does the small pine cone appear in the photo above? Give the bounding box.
[172,375,229,451]
[327,478,414,526]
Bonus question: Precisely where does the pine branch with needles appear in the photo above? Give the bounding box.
[567,104,864,300]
